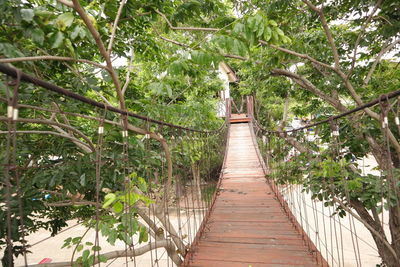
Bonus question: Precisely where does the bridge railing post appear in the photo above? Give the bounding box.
[246,95,254,120]
[225,97,231,124]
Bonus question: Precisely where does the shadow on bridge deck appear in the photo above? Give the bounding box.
[184,123,326,267]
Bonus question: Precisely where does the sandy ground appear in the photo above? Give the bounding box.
[7,208,204,267]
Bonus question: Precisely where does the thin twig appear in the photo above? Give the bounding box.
[0,130,92,152]
[0,56,108,70]
[348,0,383,78]
[0,117,96,151]
[155,10,219,32]
[302,0,340,68]
[122,48,134,96]
[57,0,73,8]
[364,38,400,85]
[70,0,125,110]
[107,0,127,55]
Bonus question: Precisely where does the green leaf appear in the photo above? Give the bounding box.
[102,193,116,209]
[92,245,101,252]
[101,70,112,83]
[76,244,84,252]
[137,177,147,192]
[32,28,45,45]
[71,26,82,40]
[253,14,263,31]
[268,20,278,27]
[82,249,90,260]
[112,201,123,213]
[139,227,148,243]
[263,26,272,41]
[51,31,64,49]
[276,28,285,36]
[56,12,75,31]
[107,230,117,245]
[271,31,280,44]
[21,9,35,22]
[147,82,164,95]
[232,23,245,36]
[79,173,86,186]
[64,38,75,57]
[257,22,265,38]
[72,237,82,244]
[34,8,52,18]
[247,17,255,31]
[165,84,172,97]
[87,255,95,266]
[99,255,107,263]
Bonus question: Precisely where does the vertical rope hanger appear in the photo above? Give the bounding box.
[187,130,198,245]
[380,96,400,250]
[3,74,14,267]
[179,129,193,260]
[159,123,171,267]
[94,105,107,267]
[5,70,29,266]
[313,126,326,263]
[382,96,400,211]
[330,121,342,267]
[173,130,184,245]
[334,118,362,267]
[120,114,137,267]
[143,118,155,266]
[328,119,344,267]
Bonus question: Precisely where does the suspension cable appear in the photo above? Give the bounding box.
[0,64,224,134]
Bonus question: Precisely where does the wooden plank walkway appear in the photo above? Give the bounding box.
[185,123,320,267]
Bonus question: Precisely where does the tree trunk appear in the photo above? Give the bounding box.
[351,199,400,266]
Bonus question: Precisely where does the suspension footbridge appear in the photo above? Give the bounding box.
[1,64,399,267]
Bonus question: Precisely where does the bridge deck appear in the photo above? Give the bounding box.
[185,123,320,267]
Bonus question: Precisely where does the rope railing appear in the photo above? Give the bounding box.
[254,89,400,134]
[0,64,229,266]
[252,91,400,267]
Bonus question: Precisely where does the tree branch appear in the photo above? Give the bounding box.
[107,0,127,55]
[122,48,134,96]
[222,53,247,60]
[155,10,219,32]
[302,0,340,68]
[0,117,95,151]
[348,0,383,78]
[70,0,125,110]
[364,38,400,85]
[0,56,108,70]
[334,197,398,261]
[56,0,73,8]
[134,188,187,254]
[24,240,182,267]
[263,42,335,71]
[0,130,92,152]
[270,68,348,112]
[158,35,189,48]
